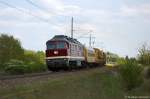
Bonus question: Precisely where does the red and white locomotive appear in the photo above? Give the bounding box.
[46,35,85,71]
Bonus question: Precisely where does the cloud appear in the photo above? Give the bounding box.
[81,9,110,18]
[0,6,57,27]
[38,0,82,16]
[39,0,63,10]
[50,23,69,34]
[59,5,82,16]
[0,8,31,21]
[120,4,150,17]
[120,6,138,17]
[76,23,97,31]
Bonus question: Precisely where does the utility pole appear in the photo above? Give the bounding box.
[71,17,73,38]
[92,38,95,48]
[89,34,91,47]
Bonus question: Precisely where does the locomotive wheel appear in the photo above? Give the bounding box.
[69,61,76,69]
[63,66,71,71]
[48,66,59,72]
[81,62,88,68]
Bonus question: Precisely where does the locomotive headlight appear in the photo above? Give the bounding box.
[54,51,58,54]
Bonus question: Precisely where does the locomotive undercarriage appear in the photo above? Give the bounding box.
[46,58,85,71]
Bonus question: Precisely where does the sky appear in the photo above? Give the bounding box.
[0,0,150,57]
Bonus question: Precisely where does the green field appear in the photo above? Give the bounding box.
[0,67,149,99]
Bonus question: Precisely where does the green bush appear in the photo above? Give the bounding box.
[4,59,47,74]
[4,59,28,74]
[119,59,143,90]
[117,58,126,65]
[0,34,47,74]
[5,65,28,74]
[26,62,47,73]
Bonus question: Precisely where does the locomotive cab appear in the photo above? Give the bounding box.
[46,40,70,71]
[46,41,69,57]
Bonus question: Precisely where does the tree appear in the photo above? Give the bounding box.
[138,43,150,65]
[23,50,45,64]
[23,50,39,63]
[36,51,45,64]
[0,34,24,69]
[22,50,47,73]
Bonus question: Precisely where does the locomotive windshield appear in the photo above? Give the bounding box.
[47,42,56,49]
[47,41,67,49]
[57,42,66,49]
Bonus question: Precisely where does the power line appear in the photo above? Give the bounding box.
[77,33,95,47]
[25,0,82,35]
[0,0,50,24]
[25,0,65,23]
[25,0,53,14]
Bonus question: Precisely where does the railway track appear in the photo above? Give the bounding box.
[0,71,53,80]
[0,66,104,81]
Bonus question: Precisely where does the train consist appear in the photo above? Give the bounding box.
[46,35,106,71]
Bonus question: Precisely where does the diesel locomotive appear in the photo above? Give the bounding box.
[46,35,106,71]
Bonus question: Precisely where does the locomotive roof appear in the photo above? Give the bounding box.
[47,35,83,45]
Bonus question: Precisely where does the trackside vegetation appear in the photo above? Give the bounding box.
[0,34,47,74]
[118,59,143,90]
[137,43,150,79]
[117,49,150,91]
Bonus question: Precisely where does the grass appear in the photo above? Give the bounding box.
[127,79,150,96]
[0,68,149,99]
